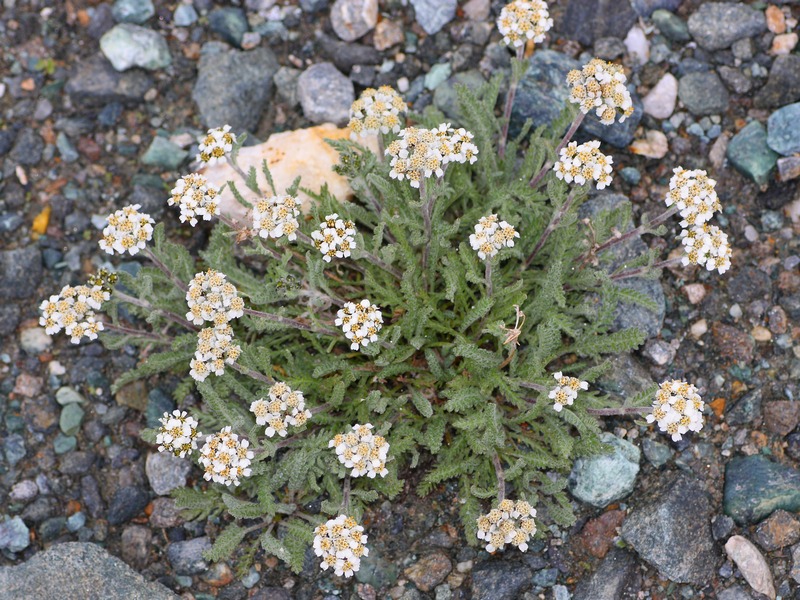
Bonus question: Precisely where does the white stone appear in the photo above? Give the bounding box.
[630,130,668,159]
[624,25,649,66]
[724,536,776,600]
[642,73,678,119]
[330,0,378,42]
[19,327,52,354]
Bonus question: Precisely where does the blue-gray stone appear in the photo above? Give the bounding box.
[99,102,124,126]
[141,136,188,170]
[410,0,456,35]
[108,486,150,525]
[560,0,637,46]
[767,103,800,157]
[4,433,26,466]
[631,0,680,18]
[112,0,154,24]
[39,517,66,542]
[726,121,777,187]
[297,62,355,126]
[300,0,329,12]
[167,537,211,575]
[66,511,86,532]
[0,248,43,301]
[471,561,532,600]
[145,451,192,496]
[146,388,175,429]
[60,403,85,436]
[0,516,30,552]
[724,454,800,525]
[424,63,452,91]
[579,85,643,148]
[619,166,641,185]
[573,549,639,600]
[355,547,399,588]
[56,386,85,406]
[433,69,485,121]
[568,432,640,507]
[100,24,172,72]
[687,2,766,51]
[56,132,80,163]
[532,568,559,587]
[0,213,24,233]
[241,566,260,588]
[173,4,198,27]
[53,433,78,455]
[65,54,153,107]
[678,71,729,116]
[642,438,672,467]
[208,8,249,48]
[755,55,800,109]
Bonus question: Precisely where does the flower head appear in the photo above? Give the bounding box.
[198,426,254,486]
[186,269,245,327]
[548,371,588,412]
[646,379,704,442]
[497,0,553,48]
[679,224,732,275]
[156,410,201,458]
[168,174,221,227]
[469,215,520,261]
[250,382,312,438]
[567,58,633,125]
[189,326,242,382]
[328,423,390,478]
[335,299,383,351]
[98,204,154,256]
[476,499,537,553]
[553,140,613,189]
[311,214,356,263]
[253,194,300,241]
[349,86,408,139]
[39,284,109,344]
[197,125,236,166]
[313,515,369,578]
[665,167,721,228]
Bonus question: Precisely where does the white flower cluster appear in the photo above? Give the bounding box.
[189,326,242,382]
[156,410,201,458]
[476,499,537,553]
[313,515,369,578]
[197,125,236,166]
[665,168,721,228]
[469,214,520,260]
[646,379,704,442]
[385,124,479,189]
[98,204,155,256]
[679,224,732,275]
[186,269,245,328]
[497,0,553,48]
[249,382,312,438]
[553,140,613,189]
[253,194,300,241]
[39,284,109,344]
[548,371,589,412]
[168,173,221,227]
[335,299,383,350]
[311,213,356,263]
[348,86,408,138]
[198,426,254,486]
[567,58,634,125]
[328,423,389,479]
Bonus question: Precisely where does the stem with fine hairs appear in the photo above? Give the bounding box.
[498,46,525,159]
[529,111,586,189]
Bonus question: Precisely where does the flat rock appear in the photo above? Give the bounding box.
[0,246,42,300]
[621,474,718,584]
[65,54,152,106]
[433,69,486,121]
[754,55,800,109]
[470,560,532,600]
[330,0,377,42]
[0,542,176,599]
[208,8,249,48]
[763,400,800,437]
[687,2,766,51]
[569,432,640,508]
[767,103,800,157]
[107,486,150,525]
[724,455,800,525]
[572,548,640,600]
[678,71,729,116]
[145,452,192,495]
[167,537,211,575]
[403,551,452,592]
[297,62,354,126]
[560,0,637,46]
[727,121,777,187]
[410,0,457,36]
[100,24,171,71]
[724,536,776,599]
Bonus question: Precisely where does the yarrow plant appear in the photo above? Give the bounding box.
[38,0,731,577]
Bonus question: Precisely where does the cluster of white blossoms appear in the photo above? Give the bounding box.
[646,379,704,442]
[196,125,236,166]
[335,299,383,350]
[476,499,537,553]
[311,213,356,262]
[189,326,242,382]
[328,423,389,479]
[98,204,154,256]
[39,284,109,344]
[497,0,553,48]
[548,371,589,412]
[156,410,201,458]
[386,124,478,189]
[348,86,408,138]
[665,168,721,228]
[186,269,245,328]
[679,224,732,274]
[469,214,520,261]
[249,382,312,438]
[553,140,613,189]
[253,194,300,241]
[198,426,254,486]
[313,515,369,578]
[567,58,634,125]
[168,173,221,227]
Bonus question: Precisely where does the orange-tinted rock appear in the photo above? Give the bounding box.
[577,509,626,558]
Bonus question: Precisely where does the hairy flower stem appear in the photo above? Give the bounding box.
[102,322,169,343]
[523,190,576,269]
[492,452,506,503]
[529,111,586,189]
[142,247,188,292]
[231,362,276,385]
[485,261,493,297]
[243,307,339,336]
[498,46,525,160]
[113,290,197,330]
[377,135,385,164]
[225,154,256,193]
[518,380,548,392]
[610,256,684,282]
[341,476,351,513]
[421,178,435,278]
[587,406,652,416]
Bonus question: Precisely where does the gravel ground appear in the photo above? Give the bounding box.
[1,0,800,599]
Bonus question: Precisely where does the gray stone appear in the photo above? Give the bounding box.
[145,388,175,429]
[755,55,800,109]
[146,452,192,495]
[630,0,680,18]
[274,66,301,107]
[410,0,457,36]
[717,586,755,600]
[60,403,85,436]
[433,70,486,121]
[687,3,766,51]
[208,8,249,48]
[642,438,672,468]
[572,549,640,600]
[108,486,150,525]
[330,0,378,42]
[192,43,279,132]
[470,561,532,600]
[560,0,637,46]
[66,54,152,106]
[317,33,381,72]
[621,475,718,584]
[173,4,198,26]
[727,389,762,426]
[767,103,800,157]
[568,433,640,508]
[678,71,729,116]
[724,454,800,525]
[58,451,96,475]
[121,525,153,569]
[0,246,42,300]
[167,537,211,575]
[595,353,655,407]
[580,85,643,148]
[300,0,330,12]
[726,121,777,187]
[141,136,188,170]
[0,304,20,336]
[718,66,753,95]
[297,62,355,126]
[9,128,44,166]
[0,542,177,599]
[9,480,39,503]
[56,132,80,163]
[112,0,155,24]
[424,63,452,91]
[4,434,26,467]
[0,517,30,553]
[100,24,171,72]
[593,37,626,60]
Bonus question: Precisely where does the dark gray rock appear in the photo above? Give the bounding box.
[0,304,21,336]
[145,452,192,495]
[297,62,355,126]
[560,0,637,46]
[621,474,718,584]
[58,451,96,475]
[107,486,150,525]
[317,33,381,73]
[0,542,177,599]
[712,515,735,541]
[678,71,729,116]
[9,128,44,166]
[128,184,166,220]
[724,454,800,525]
[208,8,249,48]
[718,65,753,95]
[65,54,152,106]
[630,0,680,17]
[0,129,17,156]
[572,548,640,600]
[727,267,770,304]
[410,0,457,36]
[88,3,116,38]
[687,3,766,51]
[754,54,800,109]
[767,103,800,157]
[642,438,672,468]
[167,537,211,575]
[433,69,486,121]
[192,43,279,132]
[652,11,691,43]
[0,246,42,300]
[593,37,626,60]
[726,389,762,427]
[471,560,532,600]
[727,121,777,187]
[579,85,643,148]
